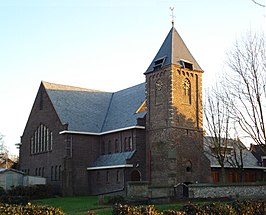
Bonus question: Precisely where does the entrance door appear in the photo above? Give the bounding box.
[131,170,141,181]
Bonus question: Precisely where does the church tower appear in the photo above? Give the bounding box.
[145,26,210,197]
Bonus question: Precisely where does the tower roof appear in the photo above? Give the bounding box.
[145,27,202,74]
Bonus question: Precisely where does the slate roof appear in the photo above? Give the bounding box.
[87,151,135,170]
[0,168,25,174]
[101,83,146,132]
[203,137,261,169]
[43,81,146,133]
[145,27,202,74]
[250,144,266,163]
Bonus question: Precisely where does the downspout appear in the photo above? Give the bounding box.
[148,150,151,182]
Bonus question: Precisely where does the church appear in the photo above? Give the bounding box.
[19,24,212,196]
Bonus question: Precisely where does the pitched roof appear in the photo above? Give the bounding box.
[87,151,135,170]
[0,168,25,175]
[203,136,261,169]
[250,144,266,163]
[101,83,146,132]
[44,82,112,132]
[43,81,146,133]
[145,27,202,74]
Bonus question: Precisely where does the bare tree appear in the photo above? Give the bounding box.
[226,138,245,182]
[204,89,232,183]
[0,133,9,168]
[224,32,266,147]
[251,0,265,7]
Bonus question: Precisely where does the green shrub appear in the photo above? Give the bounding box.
[0,202,64,215]
[163,210,185,215]
[108,195,125,204]
[113,200,266,215]
[232,200,265,215]
[7,184,52,200]
[0,187,6,196]
[112,204,162,215]
[0,185,53,205]
[0,195,29,205]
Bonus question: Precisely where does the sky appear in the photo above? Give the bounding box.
[0,0,265,156]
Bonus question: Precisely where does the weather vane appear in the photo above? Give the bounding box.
[170,7,175,27]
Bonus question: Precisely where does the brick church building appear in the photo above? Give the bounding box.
[19,25,211,196]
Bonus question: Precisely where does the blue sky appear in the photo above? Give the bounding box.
[0,0,265,155]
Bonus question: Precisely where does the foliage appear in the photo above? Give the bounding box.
[0,185,53,205]
[232,200,265,215]
[108,195,125,204]
[113,204,162,215]
[8,184,52,200]
[0,202,64,215]
[112,200,265,215]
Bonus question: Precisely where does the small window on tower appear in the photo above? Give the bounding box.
[180,59,193,70]
[153,56,166,70]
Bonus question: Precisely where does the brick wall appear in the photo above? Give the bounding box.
[189,183,266,198]
[20,83,66,195]
[145,65,211,195]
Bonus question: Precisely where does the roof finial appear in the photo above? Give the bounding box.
[170,7,175,27]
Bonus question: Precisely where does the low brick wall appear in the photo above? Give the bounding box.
[127,181,149,198]
[189,183,266,198]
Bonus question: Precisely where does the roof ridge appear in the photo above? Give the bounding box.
[100,93,114,132]
[42,81,105,92]
[113,82,145,94]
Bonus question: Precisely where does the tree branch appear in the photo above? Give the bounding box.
[251,0,265,7]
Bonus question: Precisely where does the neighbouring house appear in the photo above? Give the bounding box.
[250,144,266,167]
[204,137,266,183]
[250,144,266,181]
[0,168,46,190]
[0,168,24,190]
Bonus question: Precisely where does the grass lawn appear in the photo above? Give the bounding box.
[155,203,184,212]
[32,196,187,215]
[32,196,112,215]
[31,196,230,215]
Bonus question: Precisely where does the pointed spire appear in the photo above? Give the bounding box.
[145,26,203,74]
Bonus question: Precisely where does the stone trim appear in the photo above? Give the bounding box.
[59,126,145,136]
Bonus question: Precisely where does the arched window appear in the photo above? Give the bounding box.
[55,166,58,180]
[185,160,192,173]
[51,166,53,180]
[101,141,105,155]
[115,139,119,153]
[124,137,127,151]
[59,165,61,180]
[155,79,163,105]
[31,124,53,154]
[108,141,111,154]
[106,171,110,183]
[182,78,191,104]
[116,170,121,183]
[128,137,132,151]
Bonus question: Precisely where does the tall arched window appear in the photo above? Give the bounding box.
[101,141,105,155]
[155,79,163,105]
[182,78,191,104]
[185,160,192,173]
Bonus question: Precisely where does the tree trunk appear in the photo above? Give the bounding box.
[221,166,226,183]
